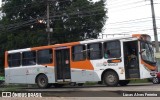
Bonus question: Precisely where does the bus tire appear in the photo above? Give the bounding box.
[37,74,49,88]
[152,77,160,84]
[119,80,130,86]
[103,71,119,87]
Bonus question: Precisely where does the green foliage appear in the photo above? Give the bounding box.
[0,0,107,71]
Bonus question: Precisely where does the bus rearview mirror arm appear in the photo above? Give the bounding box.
[139,49,145,54]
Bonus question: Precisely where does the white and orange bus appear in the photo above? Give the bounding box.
[4,34,157,88]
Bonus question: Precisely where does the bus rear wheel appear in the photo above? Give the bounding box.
[37,74,49,88]
[103,71,119,87]
[119,80,130,86]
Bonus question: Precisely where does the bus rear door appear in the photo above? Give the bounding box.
[55,48,71,82]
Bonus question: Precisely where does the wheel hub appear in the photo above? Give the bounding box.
[153,78,158,83]
[40,78,46,85]
[108,75,115,83]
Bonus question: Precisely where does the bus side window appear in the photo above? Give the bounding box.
[8,53,21,67]
[87,43,102,60]
[72,45,86,61]
[37,49,53,64]
[104,40,121,59]
[22,51,36,66]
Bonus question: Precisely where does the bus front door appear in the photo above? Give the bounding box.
[55,49,71,82]
[123,41,140,79]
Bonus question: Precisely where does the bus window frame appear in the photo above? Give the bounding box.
[22,51,37,66]
[103,40,121,59]
[37,49,53,65]
[72,44,86,61]
[87,42,103,60]
[8,53,21,67]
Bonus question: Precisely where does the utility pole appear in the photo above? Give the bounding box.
[46,0,52,45]
[150,0,159,52]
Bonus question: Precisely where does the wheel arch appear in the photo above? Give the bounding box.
[35,73,47,83]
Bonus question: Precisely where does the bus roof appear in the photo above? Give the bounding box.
[7,34,149,53]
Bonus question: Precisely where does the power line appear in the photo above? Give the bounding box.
[1,0,105,12]
[0,1,107,31]
[107,17,153,25]
[106,26,153,30]
[108,0,145,8]
[107,20,160,27]
[0,11,106,32]
[49,6,106,19]
[107,0,138,5]
[0,7,106,28]
[0,0,106,26]
[108,0,159,6]
[0,22,105,33]
[109,4,149,12]
[104,28,160,35]
[1,13,159,33]
[0,1,45,11]
[1,0,159,37]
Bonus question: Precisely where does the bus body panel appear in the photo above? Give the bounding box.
[139,64,153,79]
[4,34,157,86]
[70,68,95,82]
[26,66,55,84]
[5,66,55,84]
[5,67,27,84]
[90,59,126,80]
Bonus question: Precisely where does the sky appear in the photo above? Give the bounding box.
[0,0,160,41]
[101,0,160,41]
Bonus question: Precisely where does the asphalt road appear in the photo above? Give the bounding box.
[26,83,160,91]
[1,83,160,99]
[24,83,160,97]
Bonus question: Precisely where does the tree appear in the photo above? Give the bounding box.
[1,0,107,42]
[0,0,107,70]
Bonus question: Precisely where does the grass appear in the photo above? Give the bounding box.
[129,79,150,83]
[0,84,35,91]
[0,79,151,91]
[84,82,98,85]
[0,76,5,81]
[1,87,22,91]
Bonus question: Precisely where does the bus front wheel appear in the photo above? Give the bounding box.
[103,71,119,87]
[37,74,49,88]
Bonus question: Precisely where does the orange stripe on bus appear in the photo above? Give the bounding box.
[70,60,94,70]
[132,34,142,39]
[141,60,156,71]
[5,51,8,68]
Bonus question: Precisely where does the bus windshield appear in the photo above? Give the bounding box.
[140,41,155,63]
